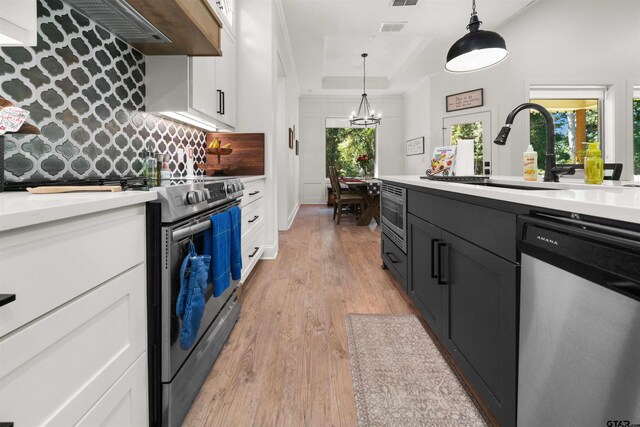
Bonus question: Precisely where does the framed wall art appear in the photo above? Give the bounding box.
[406,137,425,156]
[446,88,483,112]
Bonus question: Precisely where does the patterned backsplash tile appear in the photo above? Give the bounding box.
[0,0,206,182]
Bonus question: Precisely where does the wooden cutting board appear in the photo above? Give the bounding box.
[26,186,122,194]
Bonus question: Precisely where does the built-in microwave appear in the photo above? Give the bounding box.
[381,183,406,253]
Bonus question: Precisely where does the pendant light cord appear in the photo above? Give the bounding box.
[472,0,476,16]
[362,54,367,94]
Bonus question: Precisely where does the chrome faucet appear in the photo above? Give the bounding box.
[494,102,575,182]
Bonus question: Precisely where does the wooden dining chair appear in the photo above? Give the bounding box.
[329,166,365,224]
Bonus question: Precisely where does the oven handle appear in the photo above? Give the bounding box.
[173,221,211,241]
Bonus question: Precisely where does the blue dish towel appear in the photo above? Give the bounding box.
[176,242,211,350]
[228,206,242,280]
[210,212,231,297]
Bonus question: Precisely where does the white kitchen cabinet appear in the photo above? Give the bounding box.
[206,0,234,36]
[240,177,265,283]
[0,205,148,426]
[0,0,37,46]
[146,26,236,131]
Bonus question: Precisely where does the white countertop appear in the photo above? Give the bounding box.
[0,190,157,232]
[379,175,640,224]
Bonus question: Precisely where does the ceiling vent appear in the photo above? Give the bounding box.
[379,22,407,33]
[63,0,170,44]
[391,0,418,6]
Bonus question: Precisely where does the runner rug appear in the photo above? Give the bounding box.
[345,314,488,427]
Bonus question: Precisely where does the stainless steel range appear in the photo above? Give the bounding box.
[146,177,244,427]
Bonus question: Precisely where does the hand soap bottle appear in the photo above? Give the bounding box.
[584,142,603,184]
[523,144,538,181]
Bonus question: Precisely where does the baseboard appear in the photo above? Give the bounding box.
[261,243,278,259]
[287,202,300,229]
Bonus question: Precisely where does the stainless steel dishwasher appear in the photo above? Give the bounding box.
[517,214,640,426]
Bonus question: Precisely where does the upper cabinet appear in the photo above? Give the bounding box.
[0,0,37,46]
[146,26,236,131]
[206,0,235,37]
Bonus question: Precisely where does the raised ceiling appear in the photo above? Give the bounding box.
[280,0,536,95]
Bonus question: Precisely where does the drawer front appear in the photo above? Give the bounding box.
[382,233,408,289]
[76,353,148,427]
[408,190,516,261]
[241,197,265,241]
[0,205,146,337]
[241,179,265,207]
[241,224,264,283]
[0,265,147,426]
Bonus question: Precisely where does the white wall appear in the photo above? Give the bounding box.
[405,0,640,180]
[299,95,404,204]
[236,0,301,256]
[273,1,301,230]
[404,76,430,174]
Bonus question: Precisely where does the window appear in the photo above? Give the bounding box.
[634,87,640,180]
[325,120,376,178]
[443,111,492,176]
[530,86,606,171]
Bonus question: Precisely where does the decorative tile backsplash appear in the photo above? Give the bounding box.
[0,0,206,182]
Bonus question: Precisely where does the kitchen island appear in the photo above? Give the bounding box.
[379,175,640,427]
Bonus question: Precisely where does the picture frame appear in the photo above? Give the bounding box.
[295,139,299,156]
[288,128,294,149]
[446,88,483,112]
[406,137,424,156]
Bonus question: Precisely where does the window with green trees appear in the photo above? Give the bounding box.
[634,96,640,178]
[530,99,599,171]
[450,122,484,175]
[325,127,376,178]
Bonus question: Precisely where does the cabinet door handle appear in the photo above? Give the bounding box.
[249,191,260,196]
[221,91,225,115]
[385,252,400,264]
[217,89,222,114]
[430,239,440,278]
[248,215,259,223]
[437,242,449,285]
[248,247,259,258]
[0,294,16,307]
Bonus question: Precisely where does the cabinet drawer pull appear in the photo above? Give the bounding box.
[248,215,259,223]
[385,252,400,264]
[0,294,16,308]
[437,242,449,285]
[249,191,260,196]
[217,89,223,114]
[431,239,440,278]
[221,91,225,115]
[248,247,259,258]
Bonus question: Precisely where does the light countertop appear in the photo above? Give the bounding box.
[379,175,640,224]
[0,190,157,232]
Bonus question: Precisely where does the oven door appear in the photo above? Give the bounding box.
[381,188,406,241]
[160,208,237,382]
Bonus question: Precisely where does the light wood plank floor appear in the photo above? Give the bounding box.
[182,204,415,426]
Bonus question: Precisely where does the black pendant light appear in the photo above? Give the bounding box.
[350,53,381,127]
[445,0,508,73]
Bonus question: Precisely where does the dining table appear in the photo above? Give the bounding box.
[339,178,381,226]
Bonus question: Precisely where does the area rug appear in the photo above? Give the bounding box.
[346,314,488,427]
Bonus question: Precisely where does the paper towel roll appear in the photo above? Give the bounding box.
[455,139,475,176]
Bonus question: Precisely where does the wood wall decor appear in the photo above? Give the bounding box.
[202,133,265,176]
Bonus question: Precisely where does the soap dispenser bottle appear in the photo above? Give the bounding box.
[584,142,603,184]
[523,144,538,181]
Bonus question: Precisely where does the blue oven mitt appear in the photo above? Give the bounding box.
[176,242,211,350]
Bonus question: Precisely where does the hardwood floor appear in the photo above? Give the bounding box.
[182,204,415,426]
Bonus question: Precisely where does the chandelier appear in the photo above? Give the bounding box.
[350,53,381,127]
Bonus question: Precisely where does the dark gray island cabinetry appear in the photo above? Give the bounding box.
[401,187,523,427]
